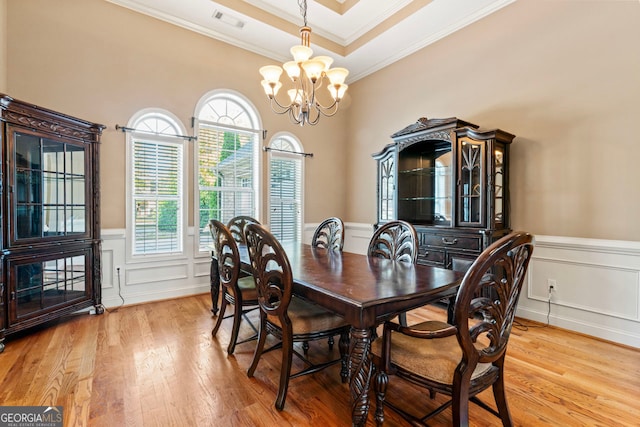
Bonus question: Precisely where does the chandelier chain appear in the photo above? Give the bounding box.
[298,0,308,26]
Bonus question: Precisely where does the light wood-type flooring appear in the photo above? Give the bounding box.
[0,293,638,426]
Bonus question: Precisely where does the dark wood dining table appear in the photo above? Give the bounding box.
[210,242,463,426]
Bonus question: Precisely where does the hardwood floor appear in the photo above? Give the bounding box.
[0,293,638,426]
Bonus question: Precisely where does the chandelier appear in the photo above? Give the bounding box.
[259,0,349,126]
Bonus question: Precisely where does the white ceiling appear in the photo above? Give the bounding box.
[106,0,516,82]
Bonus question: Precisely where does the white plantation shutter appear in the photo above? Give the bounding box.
[132,139,183,254]
[269,136,303,242]
[128,111,186,256]
[195,92,260,252]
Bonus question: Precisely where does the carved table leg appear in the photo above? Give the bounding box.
[349,326,373,427]
[210,252,220,315]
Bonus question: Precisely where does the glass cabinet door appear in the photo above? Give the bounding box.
[397,141,452,226]
[9,250,91,323]
[11,128,88,244]
[457,137,486,227]
[378,150,396,222]
[494,145,505,228]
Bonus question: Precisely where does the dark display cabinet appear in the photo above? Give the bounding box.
[0,94,105,352]
[373,117,515,271]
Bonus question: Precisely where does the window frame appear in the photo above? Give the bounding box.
[193,89,262,256]
[125,108,188,261]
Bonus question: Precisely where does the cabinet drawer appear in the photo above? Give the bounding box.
[423,233,481,251]
[418,248,445,266]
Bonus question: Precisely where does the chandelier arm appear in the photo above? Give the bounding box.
[288,107,303,125]
[269,95,296,113]
[315,99,339,115]
[307,108,321,125]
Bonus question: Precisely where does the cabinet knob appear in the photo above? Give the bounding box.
[441,237,458,245]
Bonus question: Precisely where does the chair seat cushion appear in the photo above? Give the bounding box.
[228,276,258,301]
[371,320,492,385]
[269,296,348,335]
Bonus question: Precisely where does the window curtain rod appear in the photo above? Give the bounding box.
[115,124,197,141]
[263,146,313,158]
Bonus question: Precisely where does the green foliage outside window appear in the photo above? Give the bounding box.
[198,131,241,228]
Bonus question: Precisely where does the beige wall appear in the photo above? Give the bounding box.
[7,0,640,242]
[0,0,6,92]
[5,0,348,229]
[346,0,640,241]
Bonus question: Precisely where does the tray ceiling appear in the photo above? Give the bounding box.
[106,0,515,82]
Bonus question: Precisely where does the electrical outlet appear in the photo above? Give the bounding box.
[547,278,557,292]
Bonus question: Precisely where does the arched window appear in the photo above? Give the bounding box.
[268,133,304,242]
[126,109,187,256]
[194,90,261,252]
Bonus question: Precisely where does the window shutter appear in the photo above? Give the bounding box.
[270,156,302,242]
[133,139,183,254]
[197,123,256,251]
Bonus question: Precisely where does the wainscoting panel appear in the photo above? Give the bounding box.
[194,257,213,278]
[518,235,640,348]
[528,258,639,321]
[101,247,115,290]
[125,263,189,286]
[100,228,211,308]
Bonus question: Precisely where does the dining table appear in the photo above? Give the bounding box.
[210,242,463,426]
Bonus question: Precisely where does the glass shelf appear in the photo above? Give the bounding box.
[399,196,452,201]
[13,133,88,241]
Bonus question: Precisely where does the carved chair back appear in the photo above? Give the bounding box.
[367,220,418,264]
[209,219,241,295]
[311,217,345,251]
[244,223,293,322]
[227,215,260,245]
[454,231,535,364]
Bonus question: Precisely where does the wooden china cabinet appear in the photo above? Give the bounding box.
[373,117,515,272]
[0,94,105,352]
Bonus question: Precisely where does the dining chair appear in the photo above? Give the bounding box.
[244,223,350,411]
[368,220,418,326]
[227,215,260,245]
[209,219,259,355]
[310,216,346,350]
[227,215,260,278]
[311,217,345,251]
[371,231,535,426]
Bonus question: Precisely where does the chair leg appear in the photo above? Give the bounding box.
[373,368,388,426]
[275,327,294,410]
[338,332,350,383]
[398,312,408,327]
[492,364,513,427]
[211,295,228,337]
[247,314,268,378]
[452,374,472,427]
[227,299,243,355]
